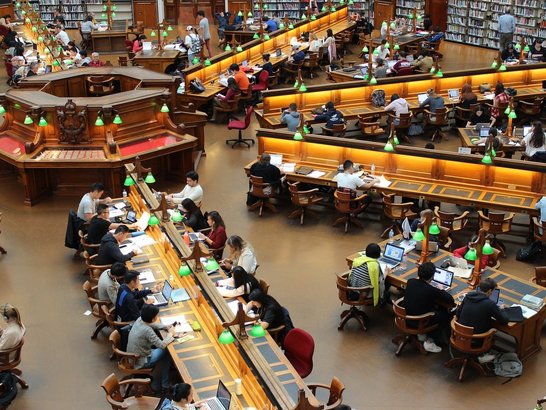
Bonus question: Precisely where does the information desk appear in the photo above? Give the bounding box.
[134,49,182,74]
[245,129,544,215]
[123,176,320,409]
[371,33,424,48]
[457,127,526,156]
[224,29,263,45]
[91,30,129,54]
[345,238,546,361]
[255,64,546,128]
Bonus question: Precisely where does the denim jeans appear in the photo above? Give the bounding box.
[144,348,172,390]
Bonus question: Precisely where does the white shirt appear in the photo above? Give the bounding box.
[522,134,546,158]
[172,184,203,206]
[535,197,546,222]
[334,172,364,190]
[237,246,257,275]
[0,322,25,352]
[384,98,409,117]
[56,30,70,46]
[77,192,97,220]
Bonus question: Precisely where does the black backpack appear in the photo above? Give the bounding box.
[516,241,542,262]
[0,372,18,407]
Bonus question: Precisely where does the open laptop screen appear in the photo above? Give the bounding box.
[162,280,173,301]
[448,89,459,99]
[433,268,454,287]
[383,243,404,262]
[417,93,428,104]
[217,380,232,409]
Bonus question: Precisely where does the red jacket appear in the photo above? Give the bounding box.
[453,246,489,270]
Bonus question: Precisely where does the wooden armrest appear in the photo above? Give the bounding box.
[471,328,497,339]
[477,210,489,221]
[346,285,374,292]
[454,211,470,221]
[307,382,331,394]
[89,297,110,305]
[443,237,452,249]
[423,109,433,116]
[119,378,152,386]
[361,121,381,126]
[505,213,515,221]
[405,311,436,321]
[298,187,320,195]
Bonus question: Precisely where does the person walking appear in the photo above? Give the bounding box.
[498,8,515,52]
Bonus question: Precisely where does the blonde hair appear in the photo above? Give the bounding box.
[2,304,23,328]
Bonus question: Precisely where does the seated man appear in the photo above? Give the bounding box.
[126,304,175,393]
[384,94,409,125]
[97,262,127,305]
[262,16,277,32]
[391,52,413,76]
[348,243,384,305]
[280,103,301,132]
[54,24,70,46]
[165,171,203,207]
[229,63,249,94]
[115,270,161,322]
[88,52,105,67]
[95,225,141,265]
[288,46,306,65]
[404,262,454,353]
[313,101,345,132]
[86,204,136,252]
[374,39,389,60]
[249,153,282,193]
[335,160,377,193]
[419,88,445,120]
[77,182,112,222]
[456,278,508,359]
[411,50,433,73]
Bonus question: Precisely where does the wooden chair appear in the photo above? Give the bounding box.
[333,190,369,233]
[358,114,385,140]
[444,319,496,381]
[303,53,320,79]
[532,217,546,245]
[437,226,453,251]
[0,340,29,389]
[388,112,413,143]
[516,98,543,125]
[226,105,254,148]
[433,206,470,234]
[84,252,112,281]
[307,377,345,410]
[118,56,128,66]
[282,60,303,84]
[101,305,132,330]
[321,123,347,138]
[268,68,280,87]
[454,103,479,127]
[248,175,277,216]
[336,272,374,331]
[259,278,270,295]
[423,107,448,142]
[284,328,314,378]
[83,281,110,339]
[79,231,100,256]
[86,76,115,97]
[531,267,546,288]
[101,373,160,410]
[478,211,515,257]
[391,297,438,356]
[215,94,241,124]
[0,212,6,254]
[287,182,323,225]
[238,84,254,109]
[381,193,417,238]
[109,330,153,380]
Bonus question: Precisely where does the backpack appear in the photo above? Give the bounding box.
[493,352,522,379]
[516,240,542,261]
[189,34,202,54]
[0,372,18,407]
[371,89,386,107]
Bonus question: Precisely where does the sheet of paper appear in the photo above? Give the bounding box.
[130,234,156,248]
[281,163,296,173]
[120,244,134,255]
[109,208,125,218]
[375,175,392,188]
[447,266,472,279]
[160,315,193,333]
[114,202,126,209]
[398,239,416,253]
[308,170,326,178]
[138,269,156,284]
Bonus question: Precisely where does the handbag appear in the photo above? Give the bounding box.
[189,78,205,94]
[479,83,491,93]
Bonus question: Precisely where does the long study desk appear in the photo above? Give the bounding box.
[245,129,544,215]
[123,175,319,409]
[458,127,525,156]
[255,64,546,128]
[345,238,546,361]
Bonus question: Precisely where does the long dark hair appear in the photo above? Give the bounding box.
[494,82,505,96]
[227,77,240,92]
[207,210,225,231]
[232,266,259,293]
[530,121,545,148]
[181,198,200,215]
[249,289,281,310]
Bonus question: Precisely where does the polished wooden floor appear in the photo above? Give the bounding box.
[0,40,544,409]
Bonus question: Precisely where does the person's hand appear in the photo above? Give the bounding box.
[151,283,162,293]
[103,196,112,203]
[168,326,176,336]
[133,246,142,255]
[145,296,154,304]
[198,232,206,240]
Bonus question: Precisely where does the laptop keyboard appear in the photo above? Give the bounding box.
[203,399,224,410]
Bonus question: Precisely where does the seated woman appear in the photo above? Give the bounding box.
[244,289,286,330]
[180,198,207,231]
[348,243,385,305]
[132,34,147,53]
[221,235,257,275]
[459,83,477,109]
[216,266,261,300]
[453,235,490,270]
[465,105,491,128]
[210,77,240,122]
[0,304,25,351]
[528,39,546,62]
[197,210,227,254]
[521,121,546,160]
[490,82,509,129]
[65,41,79,54]
[501,43,518,61]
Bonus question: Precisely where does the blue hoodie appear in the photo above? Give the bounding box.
[280,110,301,132]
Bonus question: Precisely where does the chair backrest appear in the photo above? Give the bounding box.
[257,69,269,86]
[306,53,318,66]
[259,279,270,295]
[101,373,125,408]
[249,175,273,198]
[244,106,254,127]
[434,206,468,231]
[534,267,546,287]
[336,273,373,305]
[0,340,23,369]
[333,190,353,213]
[283,328,314,378]
[533,217,546,240]
[331,123,346,134]
[396,112,413,127]
[82,280,96,299]
[450,319,496,355]
[392,298,435,334]
[482,212,512,234]
[382,192,412,220]
[118,56,128,66]
[87,76,115,95]
[326,377,345,406]
[430,107,448,124]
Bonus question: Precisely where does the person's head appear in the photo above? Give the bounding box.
[504,7,511,14]
[141,303,160,323]
[185,171,199,187]
[85,15,93,22]
[262,16,270,22]
[110,262,127,280]
[327,29,333,38]
[79,50,88,59]
[1,304,23,328]
[137,34,147,42]
[171,382,193,403]
[417,262,436,281]
[186,25,194,33]
[259,152,271,165]
[54,8,62,16]
[113,225,131,243]
[91,52,100,62]
[123,270,140,289]
[207,210,225,230]
[197,10,205,19]
[427,88,436,97]
[229,63,240,72]
[289,103,297,112]
[232,266,252,289]
[424,143,435,149]
[96,204,110,219]
[492,137,502,151]
[310,32,318,41]
[365,243,381,259]
[227,77,239,91]
[29,61,39,73]
[399,51,407,59]
[262,53,270,62]
[506,43,514,51]
[226,235,245,254]
[380,39,387,48]
[90,182,105,199]
[325,101,335,111]
[67,41,77,50]
[248,289,278,308]
[181,198,199,215]
[342,159,354,172]
[475,104,484,115]
[69,49,78,58]
[391,93,400,102]
[533,39,542,50]
[478,278,497,295]
[494,82,505,96]
[530,121,545,148]
[2,14,11,23]
[375,58,384,67]
[461,83,472,95]
[54,25,62,34]
[489,127,498,138]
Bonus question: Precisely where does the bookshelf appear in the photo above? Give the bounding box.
[251,0,307,19]
[395,0,424,18]
[350,0,375,24]
[36,0,89,29]
[86,0,133,28]
[446,0,546,50]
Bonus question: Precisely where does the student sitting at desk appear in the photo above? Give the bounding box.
[132,34,147,53]
[25,61,39,77]
[528,39,546,62]
[501,43,518,61]
[245,289,287,331]
[374,39,390,61]
[98,262,127,305]
[419,88,445,120]
[334,160,377,193]
[86,204,137,251]
[95,225,142,265]
[221,235,257,275]
[180,198,207,231]
[288,46,306,65]
[250,153,282,191]
[258,53,274,76]
[116,271,161,322]
[384,94,409,125]
[521,121,546,160]
[465,105,491,128]
[54,24,70,46]
[166,171,204,207]
[263,16,278,32]
[216,266,261,300]
[77,50,91,67]
[404,262,454,353]
[88,52,105,67]
[459,84,477,108]
[313,101,345,131]
[159,382,195,409]
[411,50,433,73]
[348,243,385,305]
[229,63,250,94]
[453,235,490,270]
[391,52,413,76]
[309,32,322,53]
[197,210,227,251]
[210,77,241,122]
[373,58,388,79]
[0,303,25,352]
[52,9,65,28]
[490,82,509,128]
[280,103,301,132]
[77,182,112,221]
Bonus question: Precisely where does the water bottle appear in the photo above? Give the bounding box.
[122,189,127,198]
[371,163,376,176]
[169,273,175,285]
[183,232,190,246]
[388,229,395,242]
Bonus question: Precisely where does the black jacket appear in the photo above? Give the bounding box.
[249,162,281,185]
[456,291,508,334]
[404,278,454,316]
[115,284,151,322]
[95,233,134,265]
[183,209,208,231]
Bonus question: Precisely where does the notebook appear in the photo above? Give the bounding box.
[377,243,405,269]
[430,267,454,291]
[135,211,150,231]
[296,166,314,175]
[190,380,232,410]
[417,93,428,104]
[148,280,173,307]
[448,89,459,100]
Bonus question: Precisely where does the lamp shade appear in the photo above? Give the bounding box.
[236,45,243,52]
[330,6,336,11]
[24,115,33,125]
[301,14,307,20]
[349,0,354,4]
[148,214,160,226]
[237,10,243,17]
[464,248,478,261]
[249,323,266,338]
[162,30,168,37]
[412,228,425,241]
[369,76,377,85]
[429,66,436,73]
[171,210,183,223]
[113,114,122,124]
[393,43,400,50]
[205,258,220,271]
[362,45,368,53]
[247,11,253,17]
[225,44,232,51]
[288,23,294,29]
[279,23,285,29]
[204,59,211,66]
[384,141,394,151]
[393,136,400,145]
[523,45,530,52]
[144,172,156,184]
[298,83,307,92]
[253,32,259,39]
[482,241,495,255]
[435,70,443,77]
[0,105,5,114]
[178,263,191,276]
[385,41,390,49]
[192,57,200,64]
[38,117,48,126]
[311,15,316,20]
[429,222,441,235]
[95,116,104,126]
[504,106,511,115]
[321,5,326,11]
[303,125,311,134]
[491,61,498,68]
[123,175,135,186]
[150,30,156,37]
[508,110,517,119]
[514,43,521,51]
[167,25,173,31]
[390,22,396,29]
[160,104,170,113]
[408,13,414,19]
[498,64,506,71]
[293,131,303,140]
[218,329,235,344]
[264,34,270,40]
[481,154,493,164]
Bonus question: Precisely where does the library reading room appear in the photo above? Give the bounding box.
[0,0,546,408]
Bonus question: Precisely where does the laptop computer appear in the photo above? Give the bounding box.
[377,243,405,269]
[479,127,490,137]
[474,123,490,131]
[134,211,150,231]
[148,280,173,307]
[430,267,454,291]
[523,126,532,136]
[142,41,152,51]
[448,89,459,100]
[191,380,232,410]
[269,153,283,167]
[417,93,428,104]
[124,210,137,224]
[477,287,503,307]
[275,48,282,57]
[448,255,472,278]
[241,59,248,67]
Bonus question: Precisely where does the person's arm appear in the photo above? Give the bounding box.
[217,283,245,298]
[146,325,174,349]
[432,286,455,306]
[280,111,288,124]
[106,283,118,305]
[111,244,136,263]
[384,100,395,111]
[238,250,256,274]
[491,303,509,325]
[419,97,430,108]
[184,213,199,229]
[452,246,467,259]
[132,288,152,300]
[206,226,226,249]
[124,295,142,321]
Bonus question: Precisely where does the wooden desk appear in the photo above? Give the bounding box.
[224,29,262,45]
[458,128,525,155]
[345,238,546,361]
[124,176,320,408]
[245,129,544,215]
[91,30,129,54]
[371,33,424,48]
[134,49,182,74]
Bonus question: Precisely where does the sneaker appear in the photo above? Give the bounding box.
[478,353,496,364]
[423,340,442,353]
[417,334,427,342]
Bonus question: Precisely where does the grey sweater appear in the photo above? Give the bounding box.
[127,317,174,368]
[280,111,301,132]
